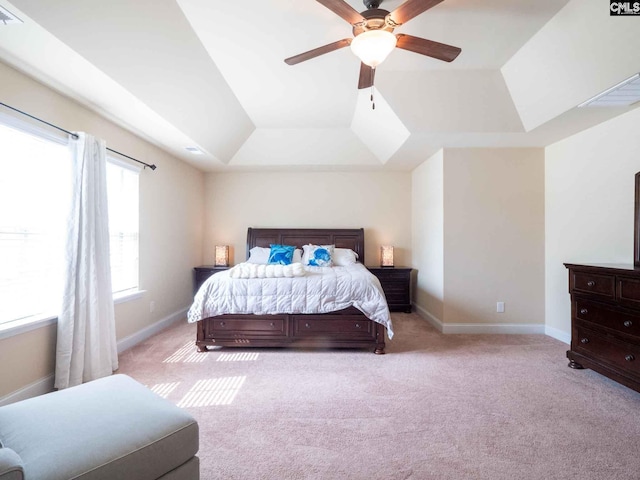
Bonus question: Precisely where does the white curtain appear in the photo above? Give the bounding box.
[55,133,118,390]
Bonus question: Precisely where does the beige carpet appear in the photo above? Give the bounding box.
[117,313,640,480]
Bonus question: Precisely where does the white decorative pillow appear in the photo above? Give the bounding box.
[333,248,359,266]
[248,246,302,264]
[247,246,270,264]
[303,244,334,267]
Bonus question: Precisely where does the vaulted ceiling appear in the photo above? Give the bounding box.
[0,0,639,171]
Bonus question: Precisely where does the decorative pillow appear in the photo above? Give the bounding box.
[333,248,358,266]
[249,246,302,264]
[268,244,296,265]
[303,244,334,267]
[247,246,270,264]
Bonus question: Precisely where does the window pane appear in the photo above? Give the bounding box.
[106,161,139,294]
[0,123,70,324]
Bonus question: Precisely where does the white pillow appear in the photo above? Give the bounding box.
[333,248,359,266]
[248,246,302,264]
[302,244,334,267]
[247,246,270,264]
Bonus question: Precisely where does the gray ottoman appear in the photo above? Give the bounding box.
[0,374,199,480]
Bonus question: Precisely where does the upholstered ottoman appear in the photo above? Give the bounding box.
[0,374,199,480]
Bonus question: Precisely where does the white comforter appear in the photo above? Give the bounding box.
[187,262,393,338]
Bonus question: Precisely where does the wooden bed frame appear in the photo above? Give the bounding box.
[196,227,386,354]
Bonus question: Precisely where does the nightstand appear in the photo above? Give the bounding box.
[194,265,230,294]
[366,266,413,313]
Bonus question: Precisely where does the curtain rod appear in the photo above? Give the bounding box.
[0,102,157,170]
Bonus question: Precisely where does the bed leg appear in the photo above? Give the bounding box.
[197,344,208,352]
[374,346,385,355]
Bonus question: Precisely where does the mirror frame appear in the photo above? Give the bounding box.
[635,172,640,267]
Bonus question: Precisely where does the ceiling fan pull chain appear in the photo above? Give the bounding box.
[371,68,375,110]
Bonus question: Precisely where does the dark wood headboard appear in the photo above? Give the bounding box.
[246,228,365,262]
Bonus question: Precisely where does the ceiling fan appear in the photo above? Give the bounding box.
[284,0,461,90]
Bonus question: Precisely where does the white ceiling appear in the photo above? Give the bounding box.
[0,0,639,172]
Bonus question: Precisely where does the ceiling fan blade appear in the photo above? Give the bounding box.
[284,38,352,65]
[388,0,445,25]
[358,63,375,89]
[316,0,365,25]
[396,34,461,62]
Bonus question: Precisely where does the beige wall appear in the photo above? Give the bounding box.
[411,148,545,330]
[443,148,545,328]
[204,171,412,267]
[411,151,444,321]
[0,62,204,398]
[545,107,640,339]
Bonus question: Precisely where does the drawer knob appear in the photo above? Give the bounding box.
[355,323,361,328]
[580,338,589,344]
[220,321,225,327]
[624,320,633,328]
[580,308,588,315]
[587,280,596,287]
[305,323,311,329]
[625,354,635,362]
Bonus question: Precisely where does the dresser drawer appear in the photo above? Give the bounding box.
[292,316,375,340]
[571,271,615,299]
[575,299,640,339]
[618,276,640,309]
[574,325,640,377]
[203,315,288,338]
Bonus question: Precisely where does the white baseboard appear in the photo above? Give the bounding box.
[413,303,444,332]
[117,306,189,354]
[413,303,545,335]
[0,374,54,407]
[0,306,190,406]
[442,322,546,334]
[544,325,571,344]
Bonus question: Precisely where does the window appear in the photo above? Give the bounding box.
[0,121,70,325]
[107,159,140,295]
[0,118,141,327]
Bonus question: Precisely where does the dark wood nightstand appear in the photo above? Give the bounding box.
[194,265,230,294]
[366,266,413,313]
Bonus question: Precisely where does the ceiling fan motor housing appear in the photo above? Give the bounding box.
[352,8,395,36]
[363,0,382,8]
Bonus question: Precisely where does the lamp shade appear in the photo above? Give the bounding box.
[380,245,394,267]
[215,245,229,267]
[350,30,397,67]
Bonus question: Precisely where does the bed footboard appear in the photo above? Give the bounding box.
[196,307,385,354]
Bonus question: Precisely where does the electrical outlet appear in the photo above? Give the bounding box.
[497,301,505,313]
[150,301,155,313]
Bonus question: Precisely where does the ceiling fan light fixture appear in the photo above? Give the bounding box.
[350,29,397,67]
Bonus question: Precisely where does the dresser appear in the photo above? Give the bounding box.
[366,266,413,313]
[565,263,640,392]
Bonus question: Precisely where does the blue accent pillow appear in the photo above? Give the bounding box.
[306,244,334,267]
[268,244,296,265]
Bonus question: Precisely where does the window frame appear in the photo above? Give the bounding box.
[0,113,145,340]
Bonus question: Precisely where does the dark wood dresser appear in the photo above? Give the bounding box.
[366,266,413,313]
[565,263,640,392]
